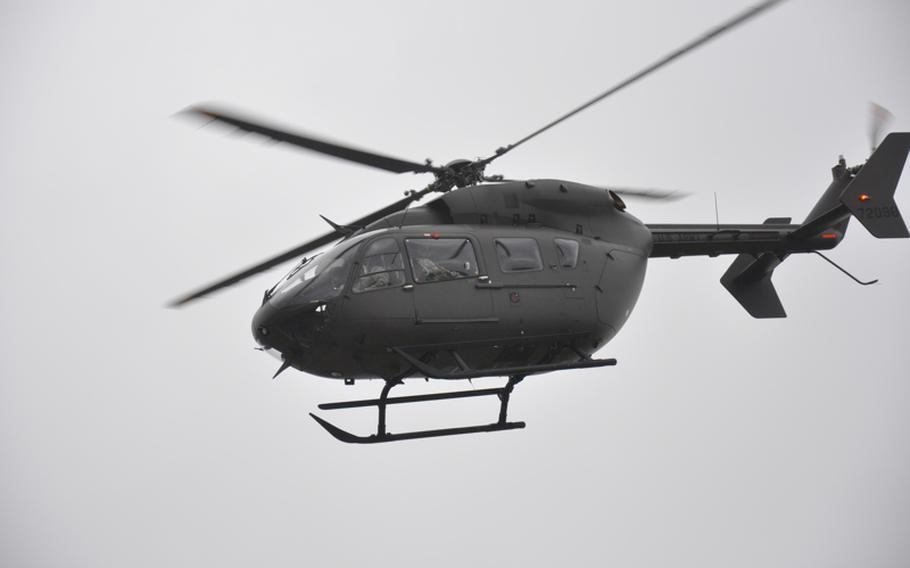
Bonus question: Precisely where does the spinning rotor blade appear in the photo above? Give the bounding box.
[183,106,439,175]
[484,0,786,163]
[168,231,342,308]
[168,188,433,307]
[608,187,689,201]
[869,102,894,154]
[483,179,687,200]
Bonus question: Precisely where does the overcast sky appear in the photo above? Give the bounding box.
[2,1,909,566]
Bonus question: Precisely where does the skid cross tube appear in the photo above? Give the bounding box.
[498,376,523,424]
[376,379,401,437]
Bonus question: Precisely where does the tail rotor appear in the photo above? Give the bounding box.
[869,102,894,154]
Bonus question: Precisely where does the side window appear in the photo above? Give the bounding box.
[353,237,405,293]
[405,238,479,283]
[495,238,543,272]
[554,238,580,269]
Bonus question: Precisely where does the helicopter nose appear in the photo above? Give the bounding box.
[251,299,322,357]
[251,302,284,349]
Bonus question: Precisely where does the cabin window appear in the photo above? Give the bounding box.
[494,238,543,272]
[353,237,406,293]
[554,238,580,269]
[406,237,479,283]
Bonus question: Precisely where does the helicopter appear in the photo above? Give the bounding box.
[171,0,909,443]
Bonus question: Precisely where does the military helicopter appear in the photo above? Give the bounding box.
[171,0,909,443]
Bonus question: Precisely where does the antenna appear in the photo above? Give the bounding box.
[398,191,413,229]
[714,192,720,232]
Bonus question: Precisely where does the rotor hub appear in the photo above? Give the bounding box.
[435,158,486,190]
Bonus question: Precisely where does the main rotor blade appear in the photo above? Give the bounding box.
[183,106,439,175]
[485,0,786,163]
[609,187,689,201]
[168,188,433,307]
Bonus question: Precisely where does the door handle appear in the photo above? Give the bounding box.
[403,284,414,291]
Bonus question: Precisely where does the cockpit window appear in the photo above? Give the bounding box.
[270,254,323,298]
[554,238,580,269]
[405,237,479,283]
[494,238,543,272]
[270,244,358,303]
[353,237,406,293]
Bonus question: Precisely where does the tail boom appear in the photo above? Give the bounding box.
[647,132,910,317]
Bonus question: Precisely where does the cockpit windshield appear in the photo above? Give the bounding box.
[267,241,361,305]
[269,253,324,298]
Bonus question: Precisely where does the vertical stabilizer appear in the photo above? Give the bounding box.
[841,132,910,238]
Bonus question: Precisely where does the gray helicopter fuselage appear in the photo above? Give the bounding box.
[174,3,910,443]
[252,180,652,379]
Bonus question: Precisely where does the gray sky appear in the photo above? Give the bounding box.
[2,1,909,566]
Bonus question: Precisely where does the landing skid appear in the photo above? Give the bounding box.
[309,354,617,443]
[310,376,526,444]
[310,412,526,444]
